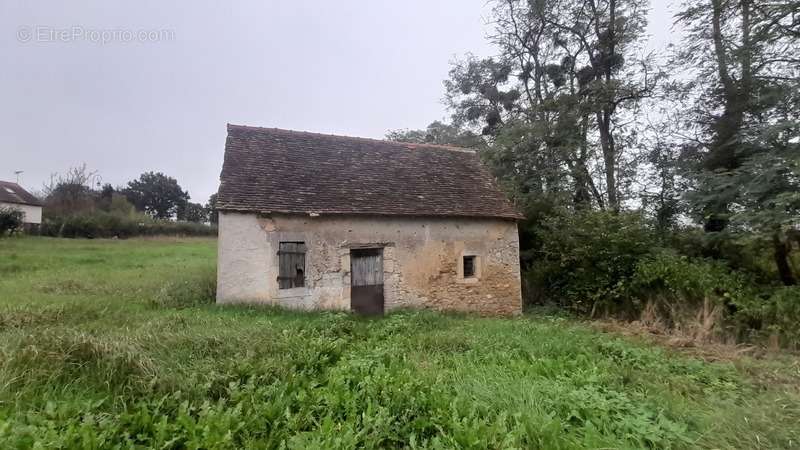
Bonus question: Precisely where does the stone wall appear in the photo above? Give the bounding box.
[217,212,522,315]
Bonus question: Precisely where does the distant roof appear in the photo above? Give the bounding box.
[0,181,42,206]
[217,125,522,220]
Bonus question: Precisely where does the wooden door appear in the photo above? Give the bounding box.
[350,248,384,315]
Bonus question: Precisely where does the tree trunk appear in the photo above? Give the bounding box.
[773,232,797,286]
[571,114,598,209]
[591,0,620,213]
[598,111,619,212]
[703,0,751,232]
[705,0,748,172]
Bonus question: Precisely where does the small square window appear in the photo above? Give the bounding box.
[463,255,476,278]
[278,242,306,289]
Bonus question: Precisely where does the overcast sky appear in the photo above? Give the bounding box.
[2,1,678,203]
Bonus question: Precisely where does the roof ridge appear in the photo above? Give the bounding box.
[226,123,478,154]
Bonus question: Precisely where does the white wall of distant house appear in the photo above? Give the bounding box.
[0,202,42,224]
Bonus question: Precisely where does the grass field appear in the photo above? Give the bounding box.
[1,237,798,449]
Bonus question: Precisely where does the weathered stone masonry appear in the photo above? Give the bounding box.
[217,212,522,315]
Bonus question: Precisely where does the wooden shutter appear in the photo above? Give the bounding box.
[278,242,306,289]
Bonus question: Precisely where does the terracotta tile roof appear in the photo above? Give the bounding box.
[0,181,42,206]
[217,125,522,220]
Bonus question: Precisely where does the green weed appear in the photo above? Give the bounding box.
[0,237,797,449]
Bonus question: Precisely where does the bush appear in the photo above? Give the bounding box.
[521,208,797,347]
[620,250,752,308]
[667,230,785,285]
[611,250,800,347]
[41,211,217,239]
[0,207,24,236]
[528,211,657,315]
[733,286,800,348]
[615,250,753,338]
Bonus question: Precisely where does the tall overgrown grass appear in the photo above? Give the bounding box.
[2,310,798,449]
[149,267,217,308]
[0,237,798,448]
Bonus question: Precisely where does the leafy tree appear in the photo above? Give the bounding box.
[445,0,660,212]
[386,121,486,148]
[635,108,692,233]
[108,194,137,217]
[674,0,800,231]
[95,183,116,212]
[445,56,521,136]
[42,164,98,216]
[205,193,219,225]
[123,172,189,220]
[692,125,800,285]
[178,202,208,223]
[673,0,800,283]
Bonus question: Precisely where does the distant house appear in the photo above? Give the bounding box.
[0,181,43,228]
[215,125,523,315]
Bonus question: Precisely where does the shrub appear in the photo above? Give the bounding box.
[621,250,752,307]
[613,250,800,347]
[667,230,785,285]
[150,268,217,309]
[0,207,24,236]
[616,250,754,339]
[41,211,217,239]
[528,211,657,315]
[733,286,800,348]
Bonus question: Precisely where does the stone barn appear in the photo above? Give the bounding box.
[215,124,524,315]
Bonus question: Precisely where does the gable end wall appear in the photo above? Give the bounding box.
[0,202,42,224]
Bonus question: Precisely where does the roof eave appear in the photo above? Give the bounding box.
[0,199,43,207]
[216,207,523,221]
